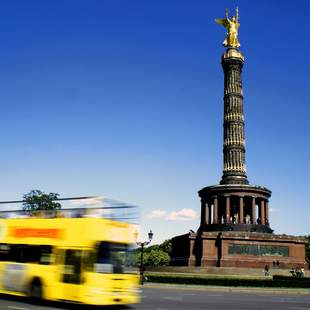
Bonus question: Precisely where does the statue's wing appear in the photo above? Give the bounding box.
[215,18,230,28]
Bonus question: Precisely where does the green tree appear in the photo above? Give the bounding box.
[125,250,140,267]
[144,239,172,255]
[144,249,170,267]
[306,235,310,265]
[132,239,172,267]
[158,239,172,255]
[22,190,61,211]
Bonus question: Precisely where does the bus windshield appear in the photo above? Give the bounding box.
[95,242,135,274]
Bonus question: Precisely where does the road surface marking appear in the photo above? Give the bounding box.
[164,296,183,301]
[8,307,30,310]
[289,307,310,310]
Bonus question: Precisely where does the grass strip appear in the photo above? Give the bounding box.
[145,273,310,288]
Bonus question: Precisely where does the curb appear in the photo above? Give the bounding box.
[142,283,310,295]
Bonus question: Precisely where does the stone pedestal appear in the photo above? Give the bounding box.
[171,231,307,269]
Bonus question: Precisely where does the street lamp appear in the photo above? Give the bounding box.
[136,230,153,285]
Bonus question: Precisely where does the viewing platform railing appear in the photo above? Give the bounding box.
[0,196,138,223]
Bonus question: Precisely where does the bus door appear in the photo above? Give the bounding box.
[61,249,83,301]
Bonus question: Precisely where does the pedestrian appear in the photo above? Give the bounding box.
[245,214,250,224]
[264,264,269,276]
[301,267,305,278]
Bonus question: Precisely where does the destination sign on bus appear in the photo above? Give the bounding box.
[10,228,64,239]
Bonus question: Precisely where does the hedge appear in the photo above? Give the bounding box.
[145,274,310,288]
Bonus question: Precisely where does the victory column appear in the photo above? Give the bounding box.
[171,9,307,269]
[198,8,272,232]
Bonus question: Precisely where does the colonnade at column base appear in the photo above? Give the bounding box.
[199,223,273,234]
[198,183,272,231]
[170,183,307,269]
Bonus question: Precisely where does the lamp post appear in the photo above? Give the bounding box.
[136,230,153,285]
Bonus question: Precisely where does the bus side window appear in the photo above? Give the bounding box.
[63,250,82,284]
[9,245,22,262]
[83,250,95,272]
[54,248,64,265]
[8,245,31,263]
[1,244,52,264]
[23,245,40,263]
[39,246,53,264]
[0,244,10,261]
[97,242,110,264]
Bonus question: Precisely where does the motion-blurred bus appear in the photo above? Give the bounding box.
[0,200,140,306]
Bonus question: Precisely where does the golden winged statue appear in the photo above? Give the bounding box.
[215,8,240,48]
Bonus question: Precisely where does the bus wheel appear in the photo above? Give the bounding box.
[30,279,43,300]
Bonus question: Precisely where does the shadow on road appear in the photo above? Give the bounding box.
[0,293,134,310]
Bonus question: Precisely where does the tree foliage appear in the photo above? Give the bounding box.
[144,249,170,267]
[22,190,61,211]
[131,239,172,267]
[143,239,172,255]
[158,239,172,256]
[305,235,310,265]
[126,250,140,267]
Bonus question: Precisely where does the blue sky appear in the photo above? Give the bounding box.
[0,0,309,244]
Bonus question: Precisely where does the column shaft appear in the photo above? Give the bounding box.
[226,196,230,224]
[265,200,269,224]
[220,51,248,185]
[239,196,244,224]
[214,197,219,224]
[252,197,256,224]
[205,202,210,225]
[261,200,265,225]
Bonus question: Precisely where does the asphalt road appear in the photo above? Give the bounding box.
[0,286,310,310]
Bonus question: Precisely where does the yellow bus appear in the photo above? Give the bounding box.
[0,209,140,306]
